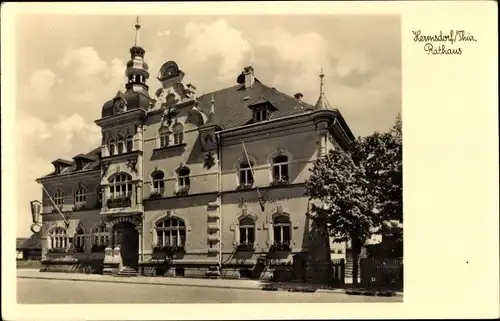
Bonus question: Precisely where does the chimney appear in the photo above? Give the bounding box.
[294,92,304,104]
[243,66,254,89]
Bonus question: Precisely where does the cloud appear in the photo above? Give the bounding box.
[158,30,171,37]
[183,19,251,81]
[19,47,126,123]
[28,68,57,95]
[57,47,109,79]
[16,110,101,237]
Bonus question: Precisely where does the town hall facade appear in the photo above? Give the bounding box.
[35,19,355,280]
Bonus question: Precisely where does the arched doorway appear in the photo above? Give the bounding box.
[113,222,139,270]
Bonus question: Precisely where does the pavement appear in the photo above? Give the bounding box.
[18,278,403,304]
[17,269,403,297]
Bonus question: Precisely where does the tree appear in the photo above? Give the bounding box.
[305,116,403,284]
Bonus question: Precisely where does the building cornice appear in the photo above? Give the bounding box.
[95,109,146,128]
[36,169,101,184]
[100,150,143,162]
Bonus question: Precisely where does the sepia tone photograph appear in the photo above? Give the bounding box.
[12,13,404,304]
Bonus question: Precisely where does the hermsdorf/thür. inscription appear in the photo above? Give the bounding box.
[412,29,478,55]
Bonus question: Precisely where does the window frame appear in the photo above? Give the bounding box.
[155,218,186,247]
[272,155,289,181]
[152,171,165,195]
[173,123,184,145]
[49,227,69,249]
[126,135,133,152]
[53,189,65,207]
[239,162,254,186]
[254,108,268,122]
[108,139,116,156]
[117,135,125,155]
[239,217,256,245]
[177,167,191,189]
[74,185,88,205]
[92,225,109,248]
[273,215,291,245]
[109,173,133,199]
[159,127,171,148]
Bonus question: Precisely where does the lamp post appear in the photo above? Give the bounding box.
[30,200,42,233]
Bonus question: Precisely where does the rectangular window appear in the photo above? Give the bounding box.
[240,169,254,185]
[160,134,169,148]
[255,108,268,122]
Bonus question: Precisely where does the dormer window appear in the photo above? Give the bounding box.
[254,108,268,122]
[52,159,73,175]
[73,154,94,170]
[248,99,277,123]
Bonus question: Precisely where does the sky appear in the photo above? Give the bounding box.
[15,15,401,237]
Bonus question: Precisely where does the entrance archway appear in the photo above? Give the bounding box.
[113,222,139,270]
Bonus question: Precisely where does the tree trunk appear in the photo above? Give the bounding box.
[351,245,362,285]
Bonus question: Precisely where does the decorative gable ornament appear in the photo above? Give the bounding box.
[204,151,215,170]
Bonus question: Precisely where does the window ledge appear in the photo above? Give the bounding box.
[153,143,187,152]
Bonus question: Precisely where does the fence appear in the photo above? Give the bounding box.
[360,258,403,290]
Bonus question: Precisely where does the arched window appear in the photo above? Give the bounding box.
[126,135,133,152]
[272,155,289,183]
[239,162,254,186]
[117,136,124,154]
[159,127,171,148]
[156,217,186,247]
[239,217,255,245]
[54,189,65,207]
[92,225,109,250]
[178,167,190,189]
[173,123,184,145]
[49,227,68,250]
[74,185,88,205]
[152,171,165,195]
[273,215,291,245]
[74,226,85,252]
[109,173,133,199]
[108,139,116,156]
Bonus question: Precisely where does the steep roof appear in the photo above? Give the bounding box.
[196,81,314,129]
[40,147,101,179]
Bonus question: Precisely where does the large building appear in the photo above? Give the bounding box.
[35,19,355,280]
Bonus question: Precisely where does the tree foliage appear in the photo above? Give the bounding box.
[305,115,403,249]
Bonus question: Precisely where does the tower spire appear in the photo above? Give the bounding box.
[314,67,332,111]
[134,16,141,46]
[319,66,325,95]
[125,16,149,93]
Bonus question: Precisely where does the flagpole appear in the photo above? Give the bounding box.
[42,185,69,227]
[241,140,265,211]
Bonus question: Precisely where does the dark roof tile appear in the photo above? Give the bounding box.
[40,147,101,179]
[196,81,313,130]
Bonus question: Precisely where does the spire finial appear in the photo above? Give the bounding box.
[134,16,141,46]
[319,67,325,95]
[210,93,215,114]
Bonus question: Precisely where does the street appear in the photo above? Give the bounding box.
[17,278,402,304]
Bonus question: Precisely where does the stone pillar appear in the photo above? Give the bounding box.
[136,182,143,205]
[103,186,110,205]
[136,224,143,263]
